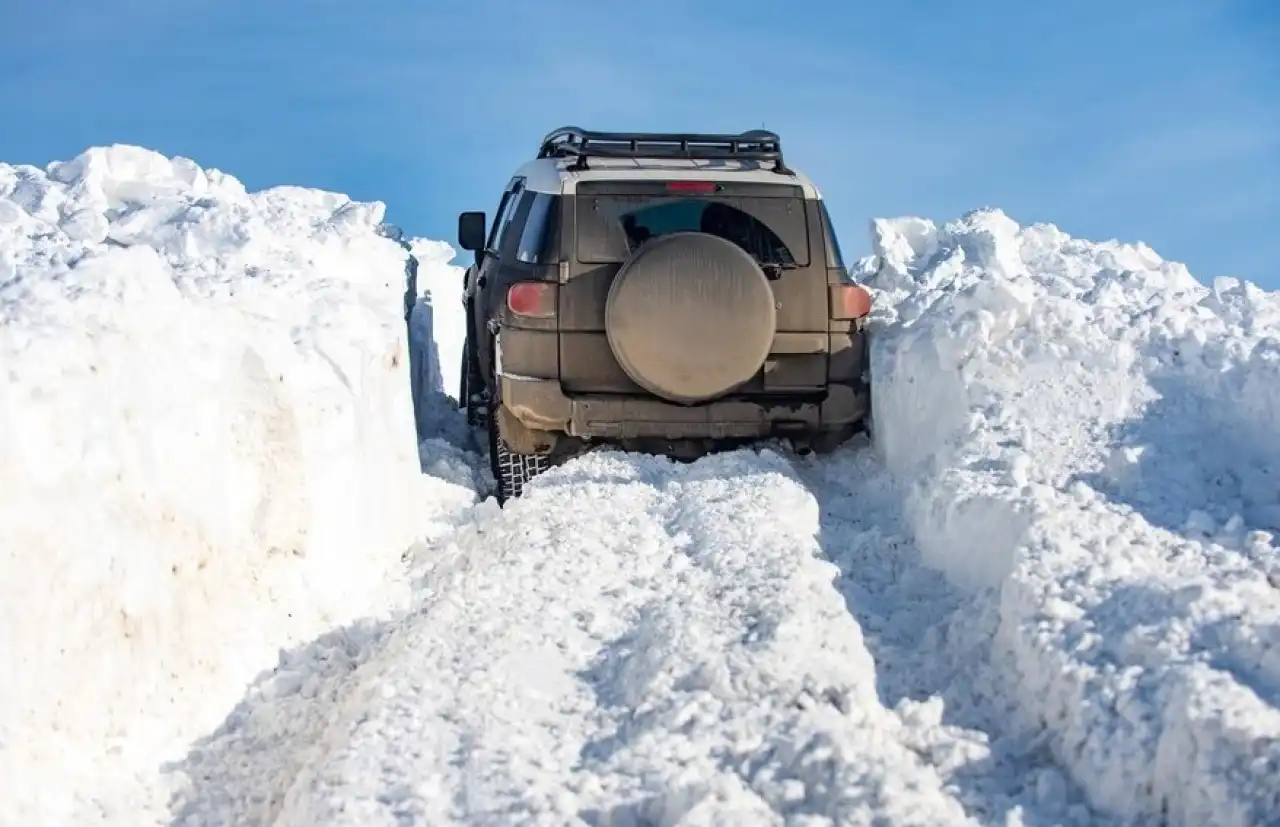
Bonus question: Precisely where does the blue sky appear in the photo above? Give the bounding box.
[2,0,1276,287]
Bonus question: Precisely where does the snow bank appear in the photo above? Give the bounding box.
[862,208,1280,826]
[407,237,468,409]
[0,145,452,824]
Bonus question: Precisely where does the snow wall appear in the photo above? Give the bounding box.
[863,208,1280,827]
[0,145,460,823]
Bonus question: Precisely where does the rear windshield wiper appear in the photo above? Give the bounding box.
[761,261,799,279]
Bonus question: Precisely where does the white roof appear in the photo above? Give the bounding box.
[511,156,823,199]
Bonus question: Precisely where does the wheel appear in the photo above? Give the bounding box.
[488,401,550,503]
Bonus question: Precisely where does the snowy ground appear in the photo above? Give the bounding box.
[169,445,1118,827]
[3,147,1277,826]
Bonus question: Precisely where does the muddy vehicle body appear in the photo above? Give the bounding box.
[456,127,872,500]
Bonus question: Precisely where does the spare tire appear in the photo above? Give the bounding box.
[605,231,777,405]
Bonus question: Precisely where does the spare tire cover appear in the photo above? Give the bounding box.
[605,231,777,404]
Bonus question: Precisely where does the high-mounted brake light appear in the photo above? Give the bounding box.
[507,282,556,318]
[831,284,872,320]
[665,181,719,193]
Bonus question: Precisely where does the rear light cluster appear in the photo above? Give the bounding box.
[831,284,872,320]
[507,282,556,318]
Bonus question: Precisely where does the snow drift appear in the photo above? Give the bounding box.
[0,146,474,824]
[862,208,1280,826]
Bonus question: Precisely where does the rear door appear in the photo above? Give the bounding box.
[558,180,827,393]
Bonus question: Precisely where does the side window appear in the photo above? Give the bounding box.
[485,192,512,252]
[516,193,560,264]
[485,180,525,254]
[820,201,846,269]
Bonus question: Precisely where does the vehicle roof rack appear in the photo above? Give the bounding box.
[537,127,792,174]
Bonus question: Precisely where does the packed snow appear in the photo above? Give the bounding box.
[4,145,1277,827]
[173,446,1115,826]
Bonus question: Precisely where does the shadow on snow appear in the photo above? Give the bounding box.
[1075,369,1280,543]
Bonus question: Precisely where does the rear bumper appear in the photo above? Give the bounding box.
[498,374,867,441]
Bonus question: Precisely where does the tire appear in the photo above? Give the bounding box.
[488,403,549,503]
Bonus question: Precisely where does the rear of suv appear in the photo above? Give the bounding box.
[455,127,872,501]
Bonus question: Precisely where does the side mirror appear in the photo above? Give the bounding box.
[458,211,486,252]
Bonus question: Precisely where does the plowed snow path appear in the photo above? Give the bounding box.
[169,443,1109,826]
[797,447,1112,826]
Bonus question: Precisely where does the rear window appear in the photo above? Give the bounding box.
[575,193,811,267]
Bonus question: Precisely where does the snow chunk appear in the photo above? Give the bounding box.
[0,145,475,824]
[861,208,1280,826]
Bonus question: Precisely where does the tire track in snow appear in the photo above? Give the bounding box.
[564,450,972,826]
[169,439,1114,826]
[272,450,947,823]
[796,443,1115,826]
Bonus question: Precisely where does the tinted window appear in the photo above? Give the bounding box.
[820,201,846,269]
[576,195,810,266]
[484,192,511,251]
[486,180,524,253]
[516,193,560,264]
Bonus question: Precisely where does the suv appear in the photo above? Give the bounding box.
[455,127,872,501]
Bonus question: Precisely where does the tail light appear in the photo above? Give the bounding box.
[507,282,556,318]
[665,181,719,193]
[831,284,872,320]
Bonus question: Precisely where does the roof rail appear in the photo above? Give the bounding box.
[537,127,791,174]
